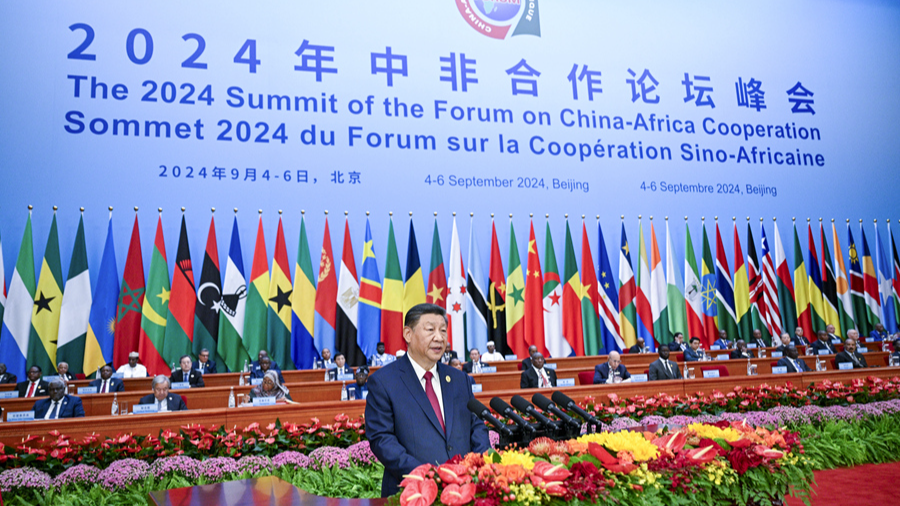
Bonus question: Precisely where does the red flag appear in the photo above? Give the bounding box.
[524,222,548,355]
[487,221,509,356]
[426,220,448,309]
[314,218,338,355]
[113,215,145,368]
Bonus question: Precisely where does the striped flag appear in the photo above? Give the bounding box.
[243,217,269,361]
[524,221,547,355]
[446,216,466,357]
[793,222,814,339]
[580,221,603,355]
[819,221,842,335]
[847,223,872,336]
[402,218,426,321]
[733,221,752,340]
[597,221,624,353]
[487,221,509,356]
[684,222,705,341]
[357,218,382,361]
[760,223,782,338]
[314,217,337,358]
[0,211,35,380]
[218,217,250,373]
[380,218,404,354]
[194,215,222,363]
[57,213,93,376]
[890,223,900,329]
[635,220,656,351]
[84,213,118,374]
[506,220,527,357]
[138,216,170,375]
[832,221,855,337]
[291,214,318,370]
[746,222,770,343]
[699,223,719,346]
[542,220,567,357]
[465,217,488,353]
[29,211,64,373]
[426,220,447,309]
[267,217,294,369]
[665,219,687,339]
[714,221,739,341]
[773,220,797,335]
[874,222,897,333]
[806,223,827,333]
[336,218,364,366]
[561,221,584,356]
[618,222,638,348]
[162,215,196,366]
[859,224,882,330]
[649,221,670,347]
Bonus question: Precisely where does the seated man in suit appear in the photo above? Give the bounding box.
[846,329,860,345]
[792,327,811,347]
[193,348,217,375]
[869,323,889,342]
[251,350,281,374]
[139,376,188,412]
[314,348,335,370]
[89,364,125,393]
[369,342,397,367]
[251,356,286,384]
[810,330,837,355]
[325,353,353,381]
[347,366,370,400]
[750,329,768,349]
[521,345,539,370]
[520,352,557,388]
[365,303,490,497]
[33,380,84,419]
[825,325,841,345]
[774,333,793,354]
[835,338,868,369]
[441,349,458,365]
[713,330,732,350]
[629,337,649,354]
[17,366,49,398]
[449,358,464,371]
[683,337,704,362]
[649,346,682,381]
[170,355,205,388]
[116,352,148,378]
[0,363,18,384]
[668,333,688,352]
[463,348,486,374]
[892,338,900,363]
[776,346,812,373]
[593,351,631,384]
[729,340,756,359]
[56,362,76,381]
[482,341,504,362]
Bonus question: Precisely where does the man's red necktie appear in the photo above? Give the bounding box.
[422,371,445,432]
[26,382,36,397]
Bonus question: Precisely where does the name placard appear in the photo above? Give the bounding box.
[866,337,878,343]
[716,354,730,361]
[772,351,783,357]
[747,344,757,349]
[43,375,60,384]
[702,370,720,378]
[336,373,354,382]
[250,378,264,386]
[8,411,35,422]
[252,396,276,406]
[544,363,557,370]
[112,372,125,379]
[557,378,575,387]
[710,345,721,350]
[858,347,868,353]
[170,382,191,390]
[0,391,18,399]
[505,354,518,361]
[838,362,854,370]
[630,374,648,383]
[77,387,98,395]
[832,339,842,344]
[480,366,497,374]
[132,404,158,414]
[772,366,788,374]
[471,384,483,393]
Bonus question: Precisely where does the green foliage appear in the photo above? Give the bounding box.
[795,412,900,470]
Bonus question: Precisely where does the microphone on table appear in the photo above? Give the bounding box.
[531,393,581,430]
[511,395,560,430]
[467,398,513,436]
[489,397,536,433]
[551,391,602,426]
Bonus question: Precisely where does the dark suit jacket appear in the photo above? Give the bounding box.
[251,367,286,384]
[668,342,688,352]
[648,359,682,381]
[628,344,648,354]
[835,351,868,368]
[775,345,791,354]
[60,372,76,381]
[325,366,352,382]
[365,354,490,497]
[729,349,756,359]
[441,351,458,363]
[193,360,218,375]
[713,339,732,349]
[521,357,533,370]
[520,367,557,389]
[170,369,205,388]
[776,356,811,373]
[810,340,836,355]
[33,395,85,419]
[462,361,486,374]
[791,335,811,347]
[139,393,188,411]
[869,330,888,341]
[683,348,703,362]
[593,363,631,384]
[89,377,125,393]
[250,359,281,373]
[752,338,769,349]
[0,372,17,384]
[16,380,49,398]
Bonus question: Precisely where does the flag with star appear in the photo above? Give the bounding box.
[267,216,294,369]
[194,214,222,364]
[861,224,883,331]
[760,223,784,338]
[465,217,489,354]
[562,221,584,356]
[848,223,872,335]
[243,217,268,361]
[581,221,603,355]
[684,222,705,343]
[380,217,403,354]
[446,215,467,357]
[488,220,509,356]
[832,221,855,337]
[83,215,118,375]
[505,220,527,358]
[649,221,670,347]
[0,211,35,379]
[890,223,900,329]
[291,214,318,370]
[820,221,843,336]
[597,221,624,353]
[426,219,447,310]
[28,211,64,373]
[618,222,638,349]
[218,216,250,372]
[542,220,568,357]
[138,216,171,375]
[772,220,797,334]
[665,219,687,340]
[874,222,897,332]
[635,220,656,351]
[746,222,771,343]
[113,214,144,367]
[700,223,719,346]
[162,215,196,367]
[792,222,815,339]
[524,221,547,356]
[402,218,426,322]
[314,217,338,359]
[357,218,382,361]
[57,213,93,376]
[806,223,828,334]
[336,218,364,366]
[733,221,752,341]
[714,221,739,343]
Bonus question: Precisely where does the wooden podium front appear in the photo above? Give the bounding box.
[148,476,388,506]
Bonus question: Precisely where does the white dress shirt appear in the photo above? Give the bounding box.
[482,351,504,362]
[157,397,168,413]
[533,366,551,388]
[117,363,148,378]
[408,358,444,420]
[44,400,60,420]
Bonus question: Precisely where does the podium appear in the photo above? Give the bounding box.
[148,476,388,506]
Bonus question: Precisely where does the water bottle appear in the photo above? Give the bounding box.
[340,381,348,401]
[243,359,249,373]
[171,362,176,373]
[228,387,236,408]
[746,358,752,376]
[111,393,119,416]
[239,373,245,386]
[815,356,823,371]
[683,363,689,379]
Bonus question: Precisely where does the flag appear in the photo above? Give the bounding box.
[218,217,250,373]
[746,222,770,343]
[84,214,118,374]
[524,221,547,355]
[684,222,705,341]
[580,222,602,355]
[649,221,670,347]
[875,222,897,333]
[635,220,656,351]
[760,223,783,338]
[267,217,294,369]
[562,221,585,356]
[819,222,842,335]
[859,224,882,330]
[665,220,687,339]
[832,221,855,337]
[243,217,269,361]
[487,220,509,355]
[357,218,382,360]
[700,223,719,346]
[194,215,222,364]
[162,215,196,367]
[426,220,447,309]
[773,220,797,335]
[542,221,567,357]
[138,216,170,375]
[446,216,466,357]
[0,211,35,379]
[714,222,739,342]
[380,218,403,354]
[618,222,638,348]
[806,223,827,334]
[291,214,318,370]
[57,214,93,376]
[733,222,752,340]
[0,227,5,330]
[402,218,426,321]
[792,222,814,339]
[29,211,64,373]
[891,223,900,330]
[465,217,488,353]
[597,222,624,353]
[847,223,872,336]
[113,215,144,367]
[336,219,364,366]
[505,220,527,357]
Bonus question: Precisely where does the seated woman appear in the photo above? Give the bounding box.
[248,370,293,403]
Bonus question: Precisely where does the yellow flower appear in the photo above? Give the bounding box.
[509,483,543,506]
[687,423,743,443]
[498,450,536,470]
[577,431,659,461]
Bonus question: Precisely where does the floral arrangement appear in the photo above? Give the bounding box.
[398,422,813,506]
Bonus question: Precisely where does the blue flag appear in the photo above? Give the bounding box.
[465,219,489,352]
[357,219,382,359]
[87,217,119,368]
[875,223,898,333]
[596,222,623,353]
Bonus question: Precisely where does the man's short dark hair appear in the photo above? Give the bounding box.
[180,355,191,362]
[334,352,345,360]
[404,303,447,328]
[29,365,42,373]
[674,332,683,338]
[689,337,701,344]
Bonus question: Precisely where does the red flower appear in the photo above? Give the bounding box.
[684,446,718,465]
[437,463,470,485]
[652,432,687,455]
[401,478,438,506]
[587,442,636,474]
[440,483,476,506]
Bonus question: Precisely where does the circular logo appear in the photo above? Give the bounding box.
[474,0,522,22]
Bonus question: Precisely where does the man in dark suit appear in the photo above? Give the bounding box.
[441,349,458,365]
[628,337,649,354]
[668,333,688,352]
[520,352,557,388]
[251,356,286,384]
[193,348,218,375]
[649,347,682,381]
[835,338,868,369]
[366,304,490,497]
[170,355,205,388]
[17,366,49,398]
[750,329,768,349]
[520,345,538,370]
[325,353,353,381]
[314,348,335,370]
[729,340,756,359]
[825,325,841,345]
[33,380,84,419]
[250,350,281,374]
[776,346,812,373]
[56,362,76,381]
[347,366,370,400]
[713,330,732,350]
[89,364,125,393]
[683,337,704,362]
[593,351,631,384]
[810,330,837,355]
[139,376,188,412]
[869,323,888,342]
[462,348,486,374]
[775,333,793,354]
[0,363,17,384]
[792,327,811,347]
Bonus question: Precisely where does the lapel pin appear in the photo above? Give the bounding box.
[445,375,451,383]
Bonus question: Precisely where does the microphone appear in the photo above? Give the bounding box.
[531,393,580,429]
[510,395,559,430]
[467,398,513,436]
[490,397,536,433]
[551,391,602,426]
